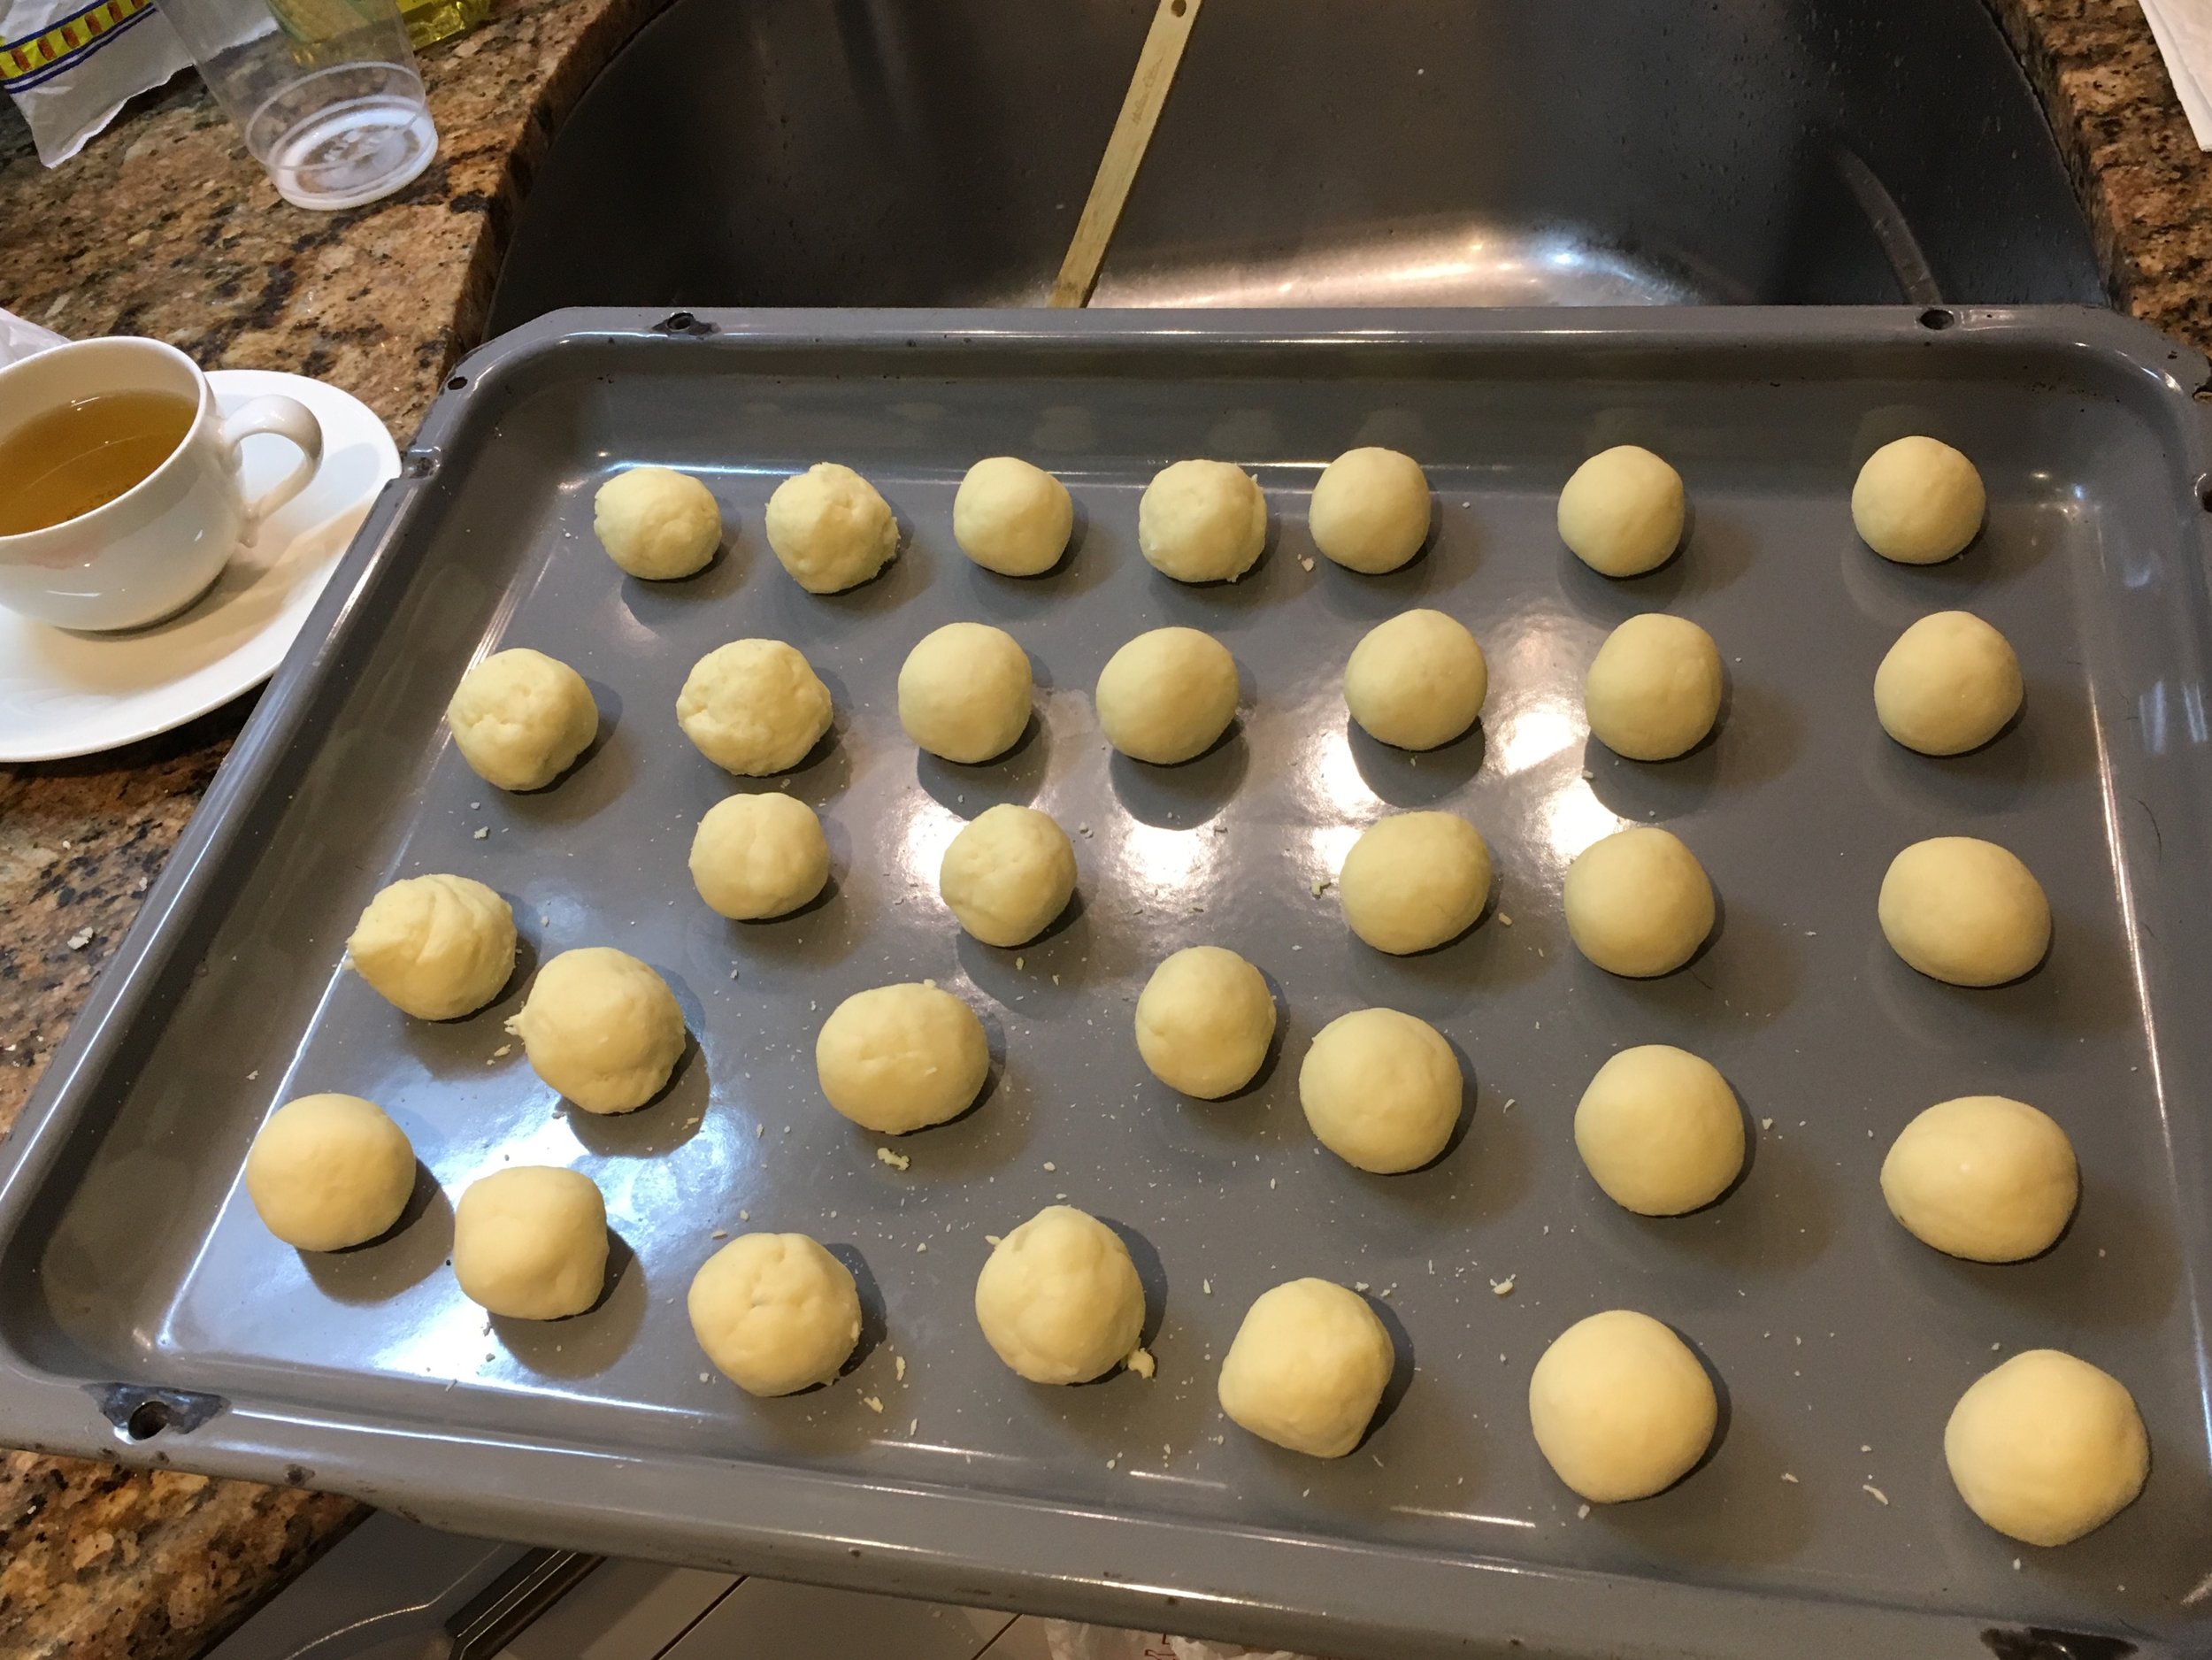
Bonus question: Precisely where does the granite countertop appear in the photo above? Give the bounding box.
[0,0,2207,1654]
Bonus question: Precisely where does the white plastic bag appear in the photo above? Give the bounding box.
[1040,1622,1321,1660]
[0,306,66,365]
[0,0,193,165]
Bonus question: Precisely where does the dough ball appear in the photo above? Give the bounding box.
[1563,826,1715,978]
[1299,1008,1462,1173]
[677,639,833,776]
[688,1232,860,1396]
[1339,811,1492,955]
[1574,1045,1745,1216]
[689,793,829,921]
[453,1165,607,1321]
[1875,611,2023,755]
[1344,610,1486,750]
[506,947,686,1114]
[940,803,1076,947]
[1309,447,1431,573]
[1217,1279,1394,1458]
[1878,836,2049,987]
[897,621,1033,764]
[447,648,597,792]
[592,466,719,579]
[1854,435,1985,565]
[245,1094,415,1251]
[347,873,516,1020]
[1095,626,1240,764]
[1881,1095,2078,1262]
[1138,458,1266,583]
[816,982,989,1134]
[1135,945,1275,1099]
[1585,613,1723,762]
[1529,1309,1717,1502]
[1944,1350,2148,1546]
[764,462,898,593]
[974,1205,1145,1384]
[1558,445,1685,577]
[955,456,1072,576]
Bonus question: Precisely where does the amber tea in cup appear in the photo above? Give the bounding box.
[0,389,198,536]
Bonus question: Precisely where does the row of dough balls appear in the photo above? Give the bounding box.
[242,1092,2146,1547]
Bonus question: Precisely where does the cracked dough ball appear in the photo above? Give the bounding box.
[1854,435,1985,565]
[898,622,1033,764]
[1138,458,1266,583]
[1878,836,2049,987]
[1563,826,1714,978]
[1344,610,1486,750]
[1309,447,1430,573]
[1300,1008,1461,1173]
[1575,1045,1744,1216]
[816,982,989,1134]
[1530,1310,1716,1502]
[447,648,597,792]
[940,803,1076,948]
[453,1165,607,1320]
[1558,445,1685,577]
[975,1205,1145,1384]
[764,462,898,593]
[507,947,686,1114]
[1218,1279,1393,1458]
[1339,811,1491,955]
[348,873,516,1020]
[688,1232,860,1396]
[689,792,829,921]
[1095,626,1239,764]
[1945,1350,2148,1546]
[245,1094,415,1252]
[1876,611,2023,755]
[592,466,720,579]
[955,456,1072,575]
[677,639,833,775]
[1135,945,1275,1099]
[1585,613,1723,761]
[1881,1095,2078,1263]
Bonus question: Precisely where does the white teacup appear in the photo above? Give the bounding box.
[0,336,324,632]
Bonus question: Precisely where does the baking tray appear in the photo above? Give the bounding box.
[4,308,2211,1660]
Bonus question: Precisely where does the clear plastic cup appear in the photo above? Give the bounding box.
[155,0,439,211]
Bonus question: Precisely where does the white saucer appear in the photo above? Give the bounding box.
[0,369,402,764]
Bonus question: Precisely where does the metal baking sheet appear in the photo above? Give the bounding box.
[4,309,2210,1660]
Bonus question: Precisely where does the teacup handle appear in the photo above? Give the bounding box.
[218,395,324,543]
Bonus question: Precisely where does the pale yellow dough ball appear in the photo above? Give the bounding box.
[1875,611,2023,755]
[1878,836,2049,987]
[1217,1278,1394,1458]
[1585,613,1723,762]
[1309,447,1431,573]
[244,1094,415,1252]
[592,466,720,579]
[764,462,898,593]
[1134,945,1275,1099]
[939,803,1076,947]
[677,639,833,776]
[506,947,686,1114]
[688,793,829,920]
[1138,459,1266,583]
[453,1165,607,1320]
[897,622,1033,764]
[1343,610,1486,751]
[1563,826,1714,978]
[815,982,989,1134]
[1945,1349,2148,1546]
[1881,1095,2078,1263]
[687,1232,860,1396]
[974,1205,1146,1385]
[1094,627,1240,764]
[447,647,597,792]
[1558,445,1685,577]
[1299,1008,1461,1173]
[1853,435,1985,565]
[1338,811,1492,955]
[954,456,1072,576]
[347,872,516,1020]
[1574,1045,1745,1216]
[1529,1309,1717,1502]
